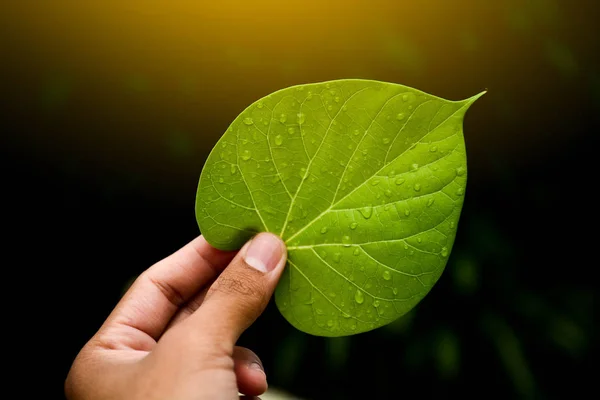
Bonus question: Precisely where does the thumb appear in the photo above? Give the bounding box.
[188,232,287,347]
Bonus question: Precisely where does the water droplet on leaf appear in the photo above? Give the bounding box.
[354,290,364,304]
[243,117,253,125]
[359,206,373,219]
[441,247,449,257]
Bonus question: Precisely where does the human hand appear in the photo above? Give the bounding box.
[65,232,287,400]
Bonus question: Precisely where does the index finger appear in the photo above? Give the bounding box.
[102,235,236,341]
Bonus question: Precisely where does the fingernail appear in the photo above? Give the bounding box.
[249,361,264,372]
[244,233,283,273]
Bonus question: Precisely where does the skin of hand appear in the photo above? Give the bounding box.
[65,232,287,400]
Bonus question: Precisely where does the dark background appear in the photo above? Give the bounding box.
[2,1,597,399]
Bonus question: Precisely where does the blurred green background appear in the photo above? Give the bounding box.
[2,1,596,398]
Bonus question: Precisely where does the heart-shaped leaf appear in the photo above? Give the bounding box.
[195,79,484,336]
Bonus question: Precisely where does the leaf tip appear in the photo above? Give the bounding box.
[465,90,487,104]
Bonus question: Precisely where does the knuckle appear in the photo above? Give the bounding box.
[209,266,268,306]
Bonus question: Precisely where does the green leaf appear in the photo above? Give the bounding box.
[195,79,484,336]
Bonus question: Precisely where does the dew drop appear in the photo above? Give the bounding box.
[395,177,405,185]
[218,177,224,183]
[383,270,391,280]
[354,290,364,304]
[287,127,295,135]
[257,101,264,109]
[456,188,465,196]
[342,235,352,247]
[230,204,236,209]
[402,94,409,101]
[396,112,405,120]
[353,248,360,256]
[456,166,466,176]
[316,308,324,315]
[349,222,358,230]
[371,178,380,186]
[393,288,398,295]
[441,247,449,257]
[404,209,411,216]
[342,105,348,111]
[306,91,313,100]
[320,227,328,234]
[417,237,422,243]
[414,183,421,191]
[241,150,251,161]
[243,117,253,125]
[230,165,237,174]
[359,206,373,219]
[334,96,340,103]
[333,252,341,263]
[429,145,438,152]
[297,112,306,125]
[385,189,392,197]
[221,142,227,148]
[427,198,435,207]
[275,135,283,146]
[279,113,287,123]
[353,129,360,136]
[327,320,334,327]
[351,324,357,330]
[373,300,380,308]
[383,137,390,144]
[411,163,419,171]
[450,221,455,229]
[327,105,333,111]
[342,312,351,319]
